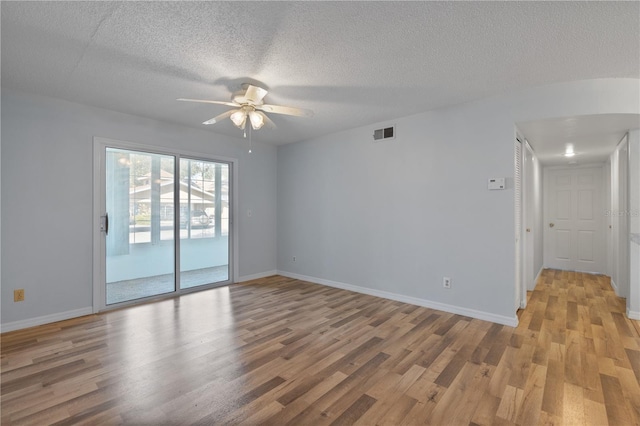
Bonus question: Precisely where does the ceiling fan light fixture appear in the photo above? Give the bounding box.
[230,110,247,128]
[178,83,312,131]
[249,110,265,130]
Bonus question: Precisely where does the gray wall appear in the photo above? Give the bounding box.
[277,79,640,324]
[1,90,277,325]
[277,103,517,320]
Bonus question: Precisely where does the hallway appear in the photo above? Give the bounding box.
[517,269,640,424]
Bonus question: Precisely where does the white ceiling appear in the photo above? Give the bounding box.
[2,1,639,149]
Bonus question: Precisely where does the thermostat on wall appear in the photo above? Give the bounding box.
[488,178,505,190]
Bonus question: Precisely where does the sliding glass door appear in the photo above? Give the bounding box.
[105,148,176,304]
[179,158,230,289]
[100,143,232,308]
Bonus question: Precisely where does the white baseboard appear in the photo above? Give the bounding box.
[627,308,640,320]
[2,270,278,333]
[1,307,94,333]
[236,270,278,283]
[1,270,524,332]
[278,271,519,327]
[533,267,544,289]
[611,278,619,294]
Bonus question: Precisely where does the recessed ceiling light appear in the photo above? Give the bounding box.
[564,144,575,157]
[564,143,576,157]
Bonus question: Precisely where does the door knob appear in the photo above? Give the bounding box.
[549,223,554,228]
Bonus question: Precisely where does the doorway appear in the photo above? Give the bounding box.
[543,166,606,274]
[94,138,234,310]
[517,137,544,310]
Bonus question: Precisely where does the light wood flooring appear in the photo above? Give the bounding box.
[2,269,640,425]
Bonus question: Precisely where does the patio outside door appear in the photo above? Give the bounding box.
[101,145,232,307]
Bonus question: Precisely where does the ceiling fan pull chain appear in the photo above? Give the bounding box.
[249,125,253,154]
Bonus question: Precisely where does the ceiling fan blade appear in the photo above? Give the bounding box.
[258,104,314,117]
[202,110,235,125]
[244,85,268,103]
[258,111,276,129]
[177,98,238,107]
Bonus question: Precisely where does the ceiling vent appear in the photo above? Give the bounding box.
[373,126,395,141]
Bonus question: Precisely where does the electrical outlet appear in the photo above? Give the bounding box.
[14,289,25,302]
[293,256,296,262]
[443,277,451,289]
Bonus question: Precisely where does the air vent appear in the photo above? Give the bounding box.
[373,126,395,141]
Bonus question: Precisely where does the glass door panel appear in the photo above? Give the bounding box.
[179,158,230,288]
[106,148,176,304]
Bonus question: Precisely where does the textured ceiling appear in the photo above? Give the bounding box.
[2,1,639,147]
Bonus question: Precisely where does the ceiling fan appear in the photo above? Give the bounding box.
[177,84,313,131]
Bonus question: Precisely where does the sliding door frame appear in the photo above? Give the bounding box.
[92,137,239,312]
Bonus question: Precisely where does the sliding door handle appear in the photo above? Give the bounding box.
[101,213,109,235]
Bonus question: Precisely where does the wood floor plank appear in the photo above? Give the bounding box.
[600,373,635,425]
[615,365,640,424]
[376,394,418,426]
[469,392,501,426]
[353,364,423,424]
[583,397,610,426]
[329,393,377,426]
[495,384,524,422]
[1,269,639,425]
[514,362,546,425]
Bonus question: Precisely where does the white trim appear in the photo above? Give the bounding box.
[232,160,240,285]
[236,270,278,283]
[92,141,105,312]
[627,308,640,320]
[611,278,619,294]
[1,307,93,333]
[515,134,524,311]
[278,271,519,328]
[534,266,544,288]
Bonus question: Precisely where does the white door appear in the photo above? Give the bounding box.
[544,166,605,273]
